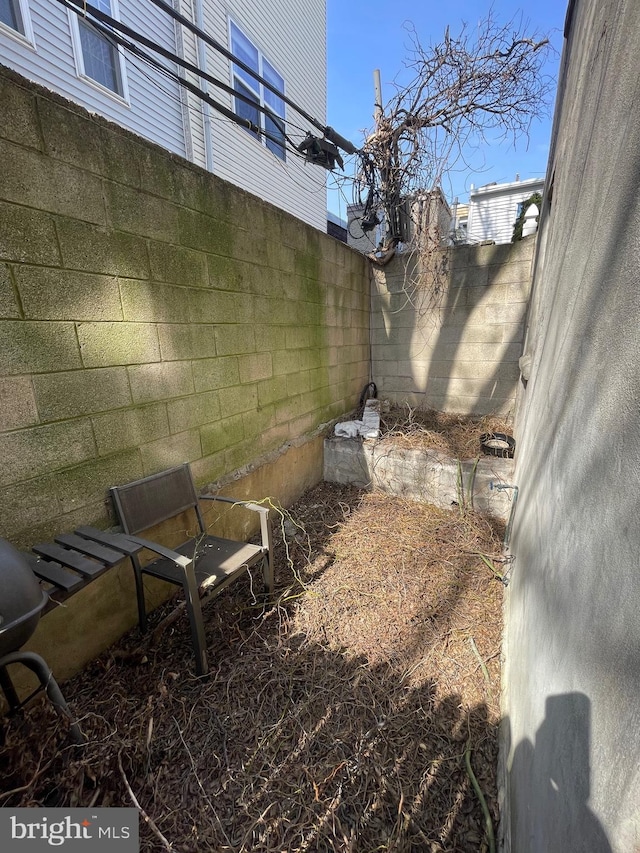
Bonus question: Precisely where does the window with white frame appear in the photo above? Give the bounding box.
[69,0,127,98]
[0,0,34,42]
[230,21,286,161]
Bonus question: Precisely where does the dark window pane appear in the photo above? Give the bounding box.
[0,0,22,32]
[79,20,122,94]
[265,111,286,161]
[234,77,260,139]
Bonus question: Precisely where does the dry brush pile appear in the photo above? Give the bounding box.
[1,427,508,852]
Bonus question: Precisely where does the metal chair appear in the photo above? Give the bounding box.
[109,463,273,676]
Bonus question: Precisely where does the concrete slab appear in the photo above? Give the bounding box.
[324,435,515,520]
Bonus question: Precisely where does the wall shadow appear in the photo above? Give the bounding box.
[505,693,612,853]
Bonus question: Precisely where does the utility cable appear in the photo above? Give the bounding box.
[57,0,306,156]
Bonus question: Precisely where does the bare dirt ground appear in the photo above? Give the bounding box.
[0,410,509,852]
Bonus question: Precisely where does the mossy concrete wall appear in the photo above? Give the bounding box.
[0,65,369,683]
[371,238,535,416]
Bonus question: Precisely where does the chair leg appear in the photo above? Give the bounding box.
[182,559,208,676]
[0,651,85,744]
[263,552,274,595]
[130,555,148,632]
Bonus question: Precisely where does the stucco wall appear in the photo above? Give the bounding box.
[371,238,535,416]
[503,1,640,851]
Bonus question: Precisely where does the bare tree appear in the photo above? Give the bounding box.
[355,12,554,253]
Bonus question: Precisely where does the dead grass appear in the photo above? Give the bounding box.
[0,480,506,852]
[376,404,512,458]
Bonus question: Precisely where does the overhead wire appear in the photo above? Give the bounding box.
[57,0,379,219]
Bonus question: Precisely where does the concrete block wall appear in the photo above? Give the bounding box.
[371,238,535,416]
[0,64,371,551]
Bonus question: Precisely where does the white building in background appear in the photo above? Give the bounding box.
[0,0,328,230]
[466,177,544,245]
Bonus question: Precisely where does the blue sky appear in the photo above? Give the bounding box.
[325,0,566,219]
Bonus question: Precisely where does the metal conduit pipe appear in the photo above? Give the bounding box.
[489,482,519,551]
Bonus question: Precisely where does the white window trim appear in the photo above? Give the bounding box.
[227,17,286,161]
[68,0,130,105]
[0,0,36,48]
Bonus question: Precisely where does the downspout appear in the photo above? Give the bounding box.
[194,0,213,171]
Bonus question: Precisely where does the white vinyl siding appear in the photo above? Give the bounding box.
[0,0,186,157]
[203,0,327,231]
[467,179,544,245]
[1,0,327,230]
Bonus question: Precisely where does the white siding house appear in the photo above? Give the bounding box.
[0,0,328,230]
[466,177,544,244]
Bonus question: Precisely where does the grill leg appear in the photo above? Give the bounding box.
[0,651,85,744]
[0,665,20,711]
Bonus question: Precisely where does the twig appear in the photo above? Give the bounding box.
[468,636,490,685]
[117,751,175,852]
[464,745,496,853]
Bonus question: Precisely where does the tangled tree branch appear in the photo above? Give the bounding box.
[357,12,554,252]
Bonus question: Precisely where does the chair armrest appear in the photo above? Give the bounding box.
[199,495,272,552]
[199,494,269,516]
[121,535,192,569]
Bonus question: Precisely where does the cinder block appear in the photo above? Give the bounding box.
[189,288,253,324]
[128,361,194,404]
[15,266,122,321]
[104,180,180,243]
[0,419,96,486]
[254,296,298,325]
[140,429,202,475]
[0,376,38,430]
[286,371,311,397]
[192,356,239,393]
[159,323,217,361]
[37,96,107,178]
[241,404,276,441]
[238,352,272,384]
[53,448,143,514]
[120,280,191,324]
[167,391,220,433]
[149,241,208,288]
[0,73,42,150]
[0,320,81,375]
[56,218,149,278]
[486,260,532,287]
[77,321,160,367]
[215,324,255,356]
[92,403,169,456]
[33,367,131,421]
[178,206,231,255]
[0,139,105,224]
[218,383,258,417]
[201,414,244,456]
[0,264,19,318]
[257,375,288,407]
[484,302,527,325]
[0,474,62,546]
[255,324,284,352]
[0,201,60,265]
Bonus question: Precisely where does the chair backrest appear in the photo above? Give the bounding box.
[111,464,203,535]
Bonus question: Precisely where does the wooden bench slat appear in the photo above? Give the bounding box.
[74,526,143,556]
[55,533,124,566]
[24,554,84,593]
[31,543,104,577]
